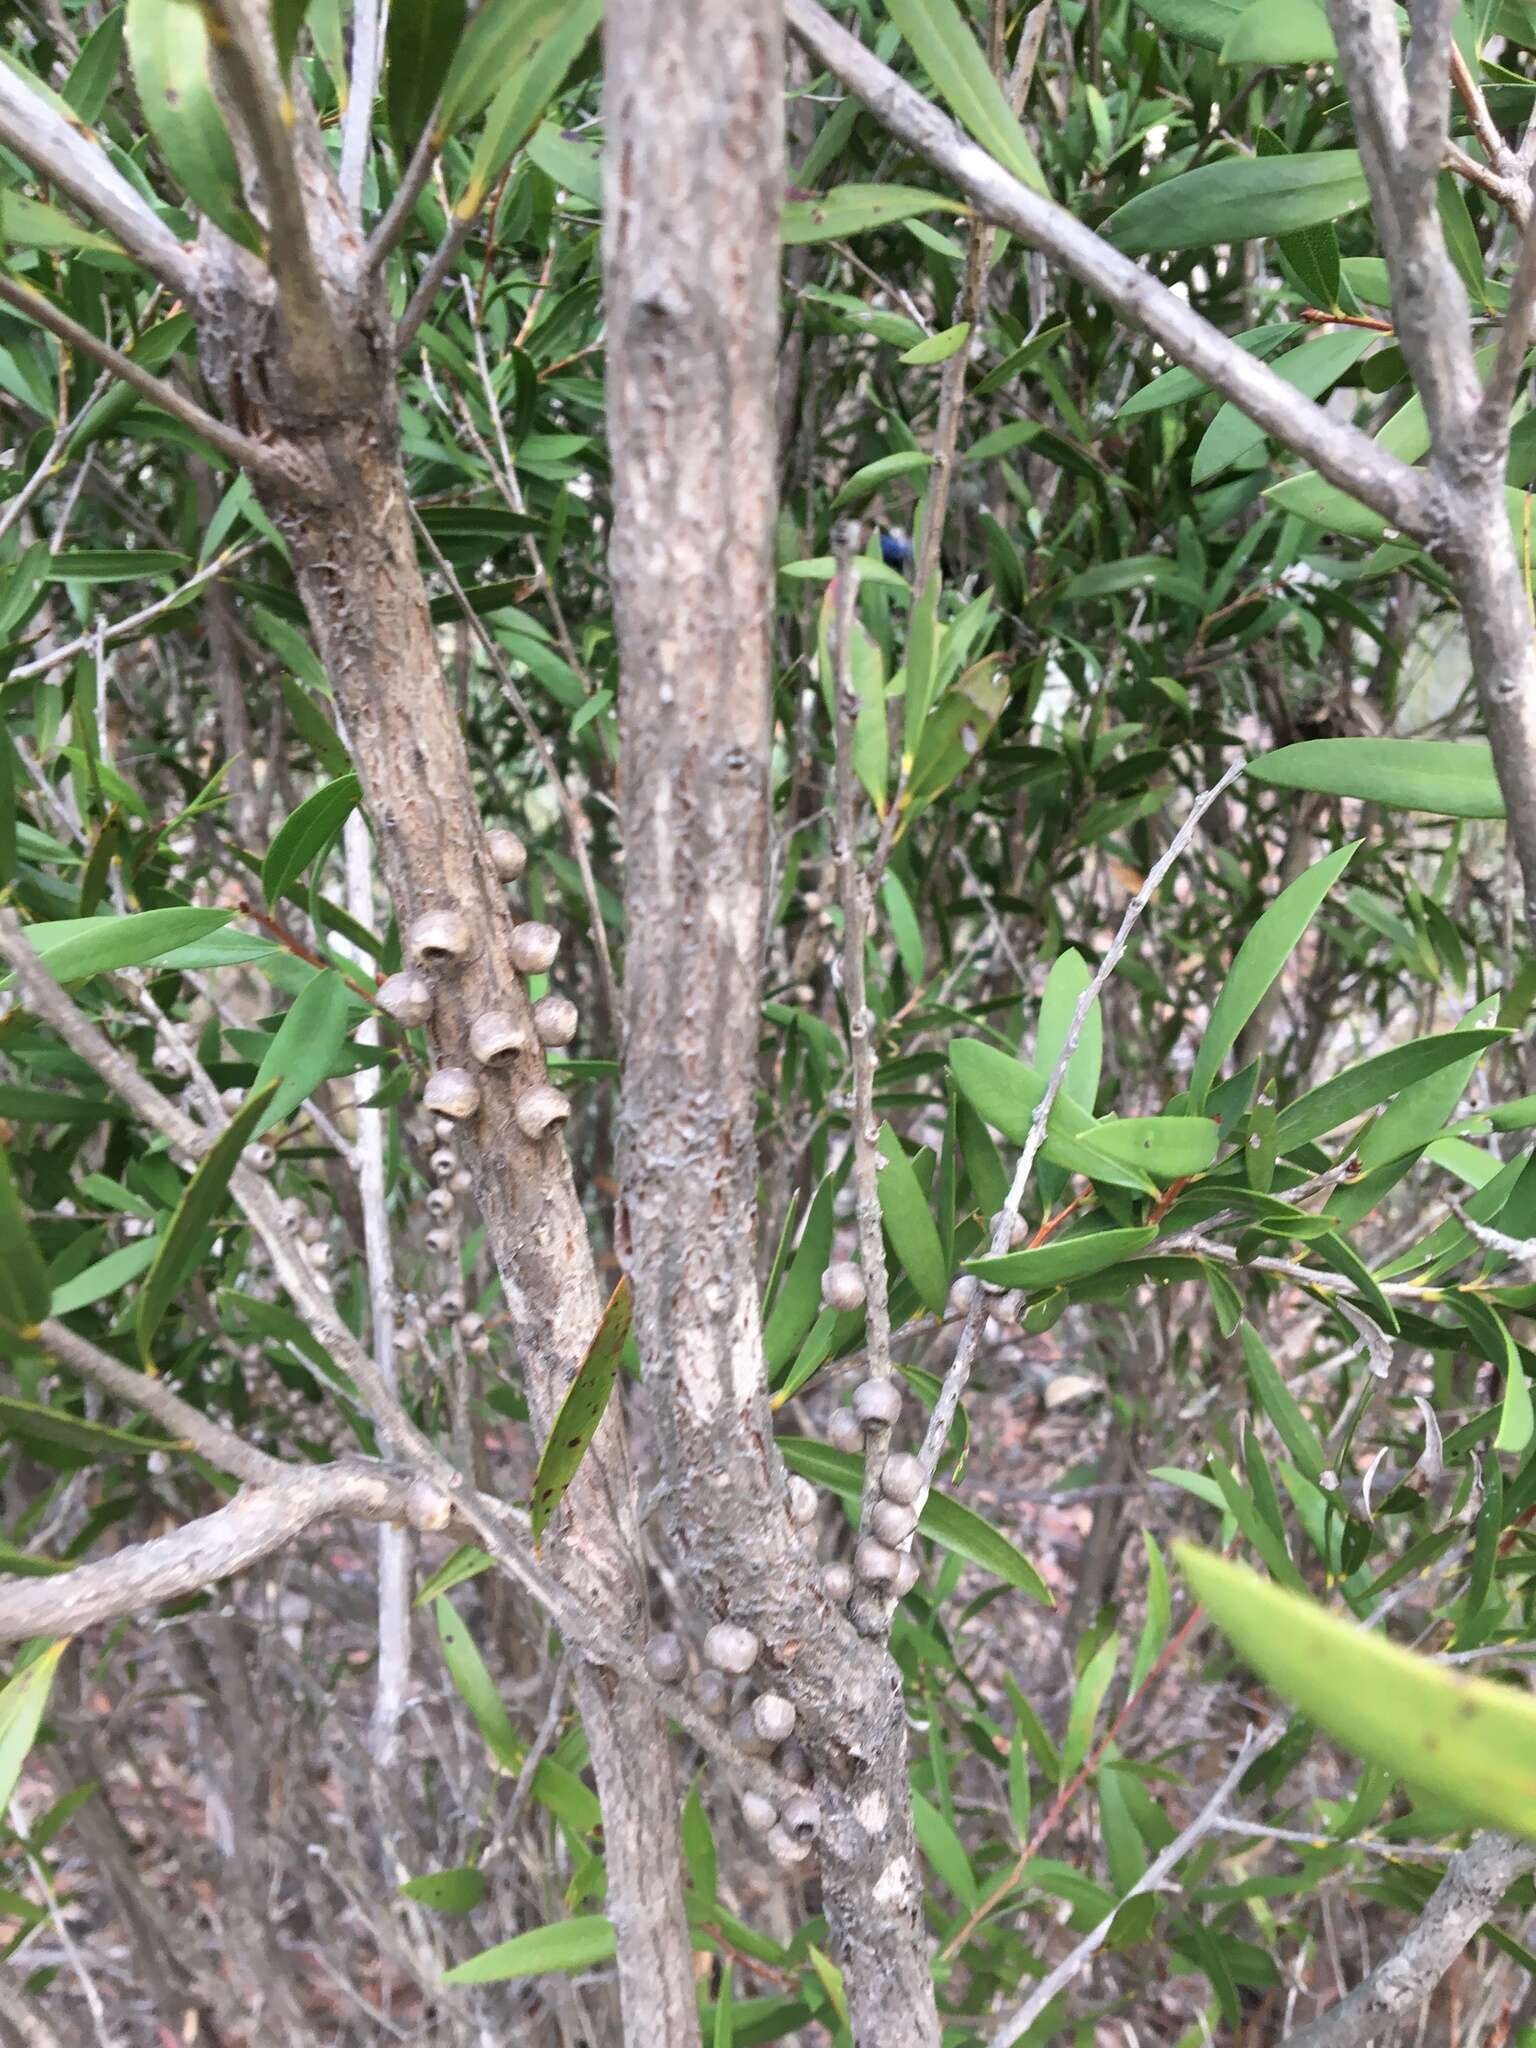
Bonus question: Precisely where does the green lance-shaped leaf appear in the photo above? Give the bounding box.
[902,571,942,768]
[0,1396,172,1458]
[1073,1115,1219,1180]
[435,1594,521,1769]
[947,1039,1154,1194]
[817,583,888,814]
[0,1642,67,1816]
[125,0,261,250]
[1454,1290,1534,1455]
[778,1437,1053,1603]
[1219,0,1337,62]
[764,1173,835,1373]
[385,0,466,163]
[904,657,1012,816]
[458,0,602,215]
[1036,949,1102,1115]
[0,1138,49,1336]
[876,1124,948,1315]
[399,1866,485,1914]
[1190,841,1360,1108]
[262,775,361,905]
[784,185,966,245]
[1273,1029,1506,1151]
[831,451,933,511]
[884,0,1047,196]
[1139,0,1250,51]
[530,1276,633,1547]
[136,1082,280,1365]
[1192,329,1373,485]
[4,907,234,987]
[1249,740,1506,820]
[1178,1544,1536,1841]
[968,1225,1159,1291]
[1103,150,1367,257]
[900,322,971,365]
[438,0,575,129]
[250,969,353,1134]
[445,1914,616,1986]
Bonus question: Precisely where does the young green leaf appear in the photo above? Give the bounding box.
[967,1225,1159,1291]
[385,0,466,163]
[530,1276,633,1547]
[444,1915,615,1986]
[125,0,260,249]
[136,1081,280,1364]
[1219,0,1337,61]
[0,1642,67,1815]
[876,1124,948,1314]
[817,582,888,812]
[1274,1030,1506,1150]
[902,571,942,766]
[1036,949,1102,1114]
[1191,841,1360,1107]
[1129,1534,1171,1696]
[1104,152,1367,256]
[765,1174,835,1372]
[1249,740,1505,819]
[399,1865,486,1913]
[251,970,353,1134]
[459,0,602,215]
[1178,1544,1536,1840]
[1192,334,1371,485]
[885,0,1047,195]
[0,1139,49,1335]
[262,775,361,905]
[1060,1633,1119,1784]
[784,186,966,245]
[7,907,233,985]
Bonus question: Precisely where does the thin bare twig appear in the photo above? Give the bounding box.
[0,278,305,493]
[988,1726,1278,2047]
[916,759,1247,1486]
[339,0,386,216]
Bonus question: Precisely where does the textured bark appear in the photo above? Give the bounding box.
[133,28,700,2032]
[604,7,939,2042]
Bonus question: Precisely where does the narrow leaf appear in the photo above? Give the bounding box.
[251,970,353,1134]
[530,1276,633,1546]
[262,775,361,905]
[444,1915,615,1986]
[876,1125,948,1314]
[1249,740,1505,819]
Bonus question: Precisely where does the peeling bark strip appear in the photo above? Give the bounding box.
[603,6,940,2041]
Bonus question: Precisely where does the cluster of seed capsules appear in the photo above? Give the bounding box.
[373,830,578,1144]
[639,1351,925,1861]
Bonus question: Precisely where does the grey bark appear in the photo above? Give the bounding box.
[603,7,938,2043]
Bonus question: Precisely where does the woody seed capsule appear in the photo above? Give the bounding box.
[407,909,473,971]
[468,1010,529,1067]
[855,1537,900,1586]
[532,993,579,1047]
[516,1084,570,1140]
[643,1633,687,1685]
[826,1406,863,1455]
[751,1693,796,1744]
[703,1622,759,1675]
[821,1261,866,1313]
[852,1377,901,1430]
[424,1068,480,1122]
[486,829,528,882]
[871,1498,918,1546]
[879,1451,925,1506]
[376,970,434,1028]
[509,921,561,975]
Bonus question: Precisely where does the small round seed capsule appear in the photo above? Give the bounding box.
[821,1261,866,1313]
[852,1377,901,1430]
[220,1086,244,1113]
[300,1215,327,1245]
[643,1632,688,1685]
[247,1143,276,1174]
[826,1406,863,1456]
[766,1823,811,1866]
[703,1622,760,1675]
[433,1116,459,1144]
[424,1226,453,1256]
[786,1475,817,1527]
[694,1670,730,1717]
[305,1239,332,1270]
[376,970,434,1028]
[457,1313,486,1343]
[486,829,528,882]
[879,1451,925,1506]
[407,910,474,972]
[426,1186,454,1219]
[855,1538,901,1586]
[531,993,579,1047]
[822,1562,854,1603]
[948,1274,980,1316]
[450,1167,473,1195]
[424,1068,480,1122]
[468,1010,529,1067]
[780,1792,822,1843]
[779,1739,812,1786]
[430,1146,457,1181]
[871,1498,918,1547]
[751,1693,796,1744]
[516,1083,571,1140]
[731,1708,776,1759]
[152,1044,186,1077]
[439,1288,465,1320]
[894,1551,921,1598]
[740,1792,778,1834]
[509,921,561,975]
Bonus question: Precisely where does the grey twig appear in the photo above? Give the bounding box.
[1280,1830,1536,2048]
[339,0,385,216]
[784,0,1432,536]
[988,1727,1277,2047]
[0,278,306,493]
[917,760,1246,1485]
